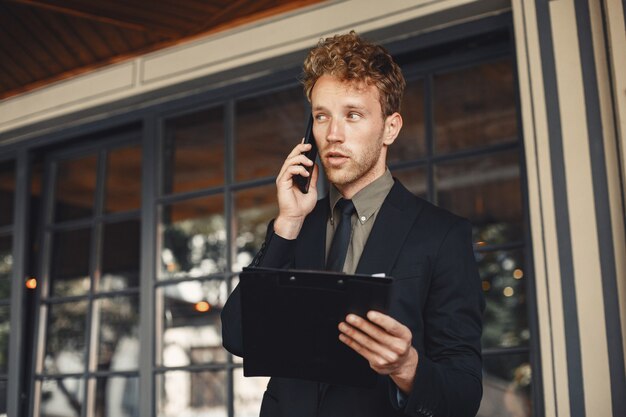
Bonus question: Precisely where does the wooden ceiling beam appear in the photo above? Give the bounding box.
[9,0,152,32]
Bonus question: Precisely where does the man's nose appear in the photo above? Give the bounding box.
[325,118,344,142]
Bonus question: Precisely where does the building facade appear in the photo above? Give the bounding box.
[0,1,624,416]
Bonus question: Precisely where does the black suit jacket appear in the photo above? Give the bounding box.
[221,180,484,417]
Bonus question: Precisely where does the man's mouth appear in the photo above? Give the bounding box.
[324,151,349,166]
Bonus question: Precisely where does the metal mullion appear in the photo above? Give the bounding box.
[154,362,234,373]
[29,154,59,417]
[7,150,29,417]
[47,217,94,232]
[475,241,526,253]
[82,150,106,417]
[225,98,236,417]
[139,114,158,417]
[157,185,227,206]
[425,74,436,204]
[482,346,531,357]
[98,209,142,224]
[154,272,236,288]
[430,140,520,164]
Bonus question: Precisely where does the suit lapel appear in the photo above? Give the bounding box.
[294,197,328,270]
[356,180,423,276]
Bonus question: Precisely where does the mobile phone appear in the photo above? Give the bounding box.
[293,115,318,194]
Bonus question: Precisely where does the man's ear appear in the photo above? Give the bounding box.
[383,112,403,146]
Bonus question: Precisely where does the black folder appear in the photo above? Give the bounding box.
[239,267,392,388]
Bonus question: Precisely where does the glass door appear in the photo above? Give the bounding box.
[32,134,142,417]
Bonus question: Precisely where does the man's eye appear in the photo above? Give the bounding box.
[347,113,361,120]
[315,114,327,122]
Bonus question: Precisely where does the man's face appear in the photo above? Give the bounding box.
[311,75,399,197]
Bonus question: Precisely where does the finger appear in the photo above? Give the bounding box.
[346,314,411,360]
[338,321,405,363]
[276,153,315,182]
[338,333,395,373]
[366,311,412,340]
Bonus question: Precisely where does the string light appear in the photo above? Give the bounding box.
[25,277,37,289]
[194,301,210,313]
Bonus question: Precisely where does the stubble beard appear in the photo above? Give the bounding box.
[322,131,386,190]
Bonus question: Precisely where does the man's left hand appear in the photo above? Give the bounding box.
[338,311,418,394]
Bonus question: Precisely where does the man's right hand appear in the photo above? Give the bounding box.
[273,141,319,240]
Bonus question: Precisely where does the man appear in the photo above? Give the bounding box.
[221,32,484,417]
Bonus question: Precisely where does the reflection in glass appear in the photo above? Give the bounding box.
[44,301,88,374]
[234,185,278,271]
[389,78,425,163]
[50,228,91,297]
[96,296,140,372]
[0,306,9,374]
[106,145,142,213]
[434,59,517,153]
[160,281,227,367]
[0,160,15,227]
[39,378,84,417]
[478,250,528,349]
[55,155,98,222]
[390,166,428,200]
[157,370,227,417]
[435,151,523,244]
[234,367,269,417]
[160,195,226,279]
[0,235,11,299]
[94,376,138,417]
[101,219,140,291]
[163,107,225,194]
[236,87,305,181]
[478,353,532,417]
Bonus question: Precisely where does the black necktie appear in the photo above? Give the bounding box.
[326,198,355,272]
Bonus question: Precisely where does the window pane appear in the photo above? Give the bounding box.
[0,306,9,374]
[160,195,226,279]
[157,370,227,417]
[100,219,140,291]
[234,367,269,417]
[96,295,140,372]
[39,378,84,417]
[234,185,278,272]
[390,166,428,200]
[0,160,15,227]
[160,280,227,367]
[434,59,517,153]
[105,145,142,213]
[0,235,11,299]
[43,301,88,374]
[479,250,529,349]
[235,87,305,181]
[163,107,225,194]
[49,228,91,297]
[435,150,523,243]
[54,155,98,222]
[94,375,138,417]
[388,78,426,162]
[478,353,532,417]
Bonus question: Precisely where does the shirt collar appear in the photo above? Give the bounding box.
[329,169,394,225]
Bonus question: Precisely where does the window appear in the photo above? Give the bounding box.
[391,57,531,417]
[34,139,142,417]
[23,25,535,417]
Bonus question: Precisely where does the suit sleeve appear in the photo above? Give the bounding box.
[221,220,296,357]
[401,218,484,417]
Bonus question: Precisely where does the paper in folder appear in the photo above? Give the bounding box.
[239,267,392,388]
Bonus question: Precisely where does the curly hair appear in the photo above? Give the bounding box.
[302,31,406,117]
